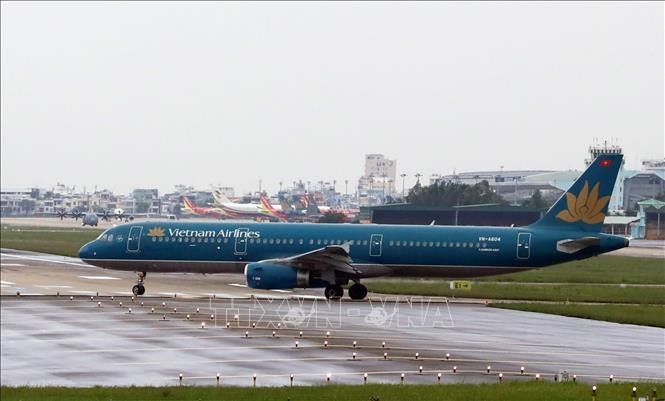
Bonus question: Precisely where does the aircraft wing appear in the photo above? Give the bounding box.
[266,243,358,275]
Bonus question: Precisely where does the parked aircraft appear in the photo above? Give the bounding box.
[56,208,133,225]
[181,197,228,219]
[79,154,628,299]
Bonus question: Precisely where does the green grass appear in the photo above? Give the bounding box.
[2,383,664,401]
[491,302,665,328]
[476,256,665,285]
[0,225,102,257]
[365,280,665,304]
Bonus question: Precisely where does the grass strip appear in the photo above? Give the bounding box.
[490,302,665,328]
[1,225,102,257]
[2,382,664,401]
[476,255,665,285]
[366,280,665,304]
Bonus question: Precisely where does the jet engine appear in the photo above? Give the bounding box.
[244,262,326,290]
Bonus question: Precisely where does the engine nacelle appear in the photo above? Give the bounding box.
[245,262,326,290]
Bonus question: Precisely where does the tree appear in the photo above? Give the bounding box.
[406,180,506,207]
[521,189,549,209]
[19,199,36,216]
[318,211,346,223]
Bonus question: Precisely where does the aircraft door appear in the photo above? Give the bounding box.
[234,228,249,255]
[127,226,143,253]
[517,233,531,259]
[369,234,383,257]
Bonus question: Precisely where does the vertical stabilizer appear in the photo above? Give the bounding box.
[529,154,622,232]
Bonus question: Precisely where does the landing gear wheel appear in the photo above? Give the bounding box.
[349,283,368,300]
[133,272,146,296]
[324,284,344,300]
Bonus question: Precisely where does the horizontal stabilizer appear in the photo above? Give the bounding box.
[556,237,601,254]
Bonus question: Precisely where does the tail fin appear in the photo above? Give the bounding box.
[529,154,622,232]
[182,196,196,212]
[213,190,231,205]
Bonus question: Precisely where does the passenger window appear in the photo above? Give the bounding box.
[409,241,414,247]
[317,240,322,245]
[198,238,203,243]
[184,237,189,243]
[476,242,480,248]
[217,238,222,243]
[435,241,440,247]
[204,238,209,243]
[442,242,447,247]
[389,241,394,246]
[100,234,108,241]
[249,239,255,244]
[462,242,467,248]
[224,238,229,244]
[309,239,314,245]
[178,238,182,242]
[455,242,460,247]
[349,240,355,245]
[482,242,487,248]
[158,237,163,242]
[323,240,329,245]
[415,242,420,247]
[289,239,294,244]
[298,239,303,245]
[429,241,434,247]
[269,239,274,244]
[276,239,281,244]
[363,240,368,246]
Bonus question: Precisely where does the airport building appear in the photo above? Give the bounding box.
[358,154,397,206]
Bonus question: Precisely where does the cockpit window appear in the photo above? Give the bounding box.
[108,234,114,242]
[97,229,112,240]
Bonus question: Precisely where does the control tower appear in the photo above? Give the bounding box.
[586,140,625,212]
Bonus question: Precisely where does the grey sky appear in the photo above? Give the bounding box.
[1,1,663,196]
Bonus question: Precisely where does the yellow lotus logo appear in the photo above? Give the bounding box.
[147,227,165,237]
[556,181,610,224]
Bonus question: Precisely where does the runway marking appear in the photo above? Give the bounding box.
[229,283,247,288]
[158,292,193,297]
[114,291,135,295]
[79,275,121,280]
[0,280,16,285]
[270,289,293,293]
[68,290,98,295]
[0,253,90,267]
[1,263,24,267]
[36,285,73,289]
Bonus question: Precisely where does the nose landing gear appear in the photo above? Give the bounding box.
[132,271,146,296]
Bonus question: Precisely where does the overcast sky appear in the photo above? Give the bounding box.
[1,1,663,196]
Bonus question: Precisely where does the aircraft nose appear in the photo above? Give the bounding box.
[78,242,96,260]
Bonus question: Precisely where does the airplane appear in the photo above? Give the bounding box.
[56,208,133,226]
[79,154,628,299]
[181,196,229,219]
[212,190,281,221]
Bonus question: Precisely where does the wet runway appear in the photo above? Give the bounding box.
[1,249,664,386]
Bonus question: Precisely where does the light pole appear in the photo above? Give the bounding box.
[400,173,407,198]
[415,173,422,185]
[279,181,283,192]
[344,180,348,197]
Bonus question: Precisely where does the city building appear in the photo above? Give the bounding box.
[358,154,397,206]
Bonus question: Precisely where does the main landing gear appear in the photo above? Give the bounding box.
[348,282,368,300]
[132,271,146,296]
[324,282,368,300]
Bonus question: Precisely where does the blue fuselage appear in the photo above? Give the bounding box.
[79,221,628,278]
